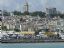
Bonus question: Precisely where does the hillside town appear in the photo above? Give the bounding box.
[0,0,64,43]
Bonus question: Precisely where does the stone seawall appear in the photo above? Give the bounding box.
[1,39,64,43]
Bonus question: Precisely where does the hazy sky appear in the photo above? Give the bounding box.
[0,0,64,12]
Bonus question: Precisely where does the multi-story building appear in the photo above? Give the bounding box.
[46,8,57,18]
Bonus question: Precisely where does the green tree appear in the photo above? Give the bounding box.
[13,11,23,16]
[3,10,10,16]
[30,11,46,17]
[14,28,20,32]
[1,26,7,31]
[24,11,29,15]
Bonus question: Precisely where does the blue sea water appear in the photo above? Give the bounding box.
[0,43,64,48]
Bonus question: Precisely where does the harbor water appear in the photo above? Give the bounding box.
[0,43,64,48]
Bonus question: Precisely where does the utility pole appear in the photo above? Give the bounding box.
[45,0,51,31]
[45,0,49,29]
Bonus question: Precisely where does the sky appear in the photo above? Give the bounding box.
[0,0,64,12]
